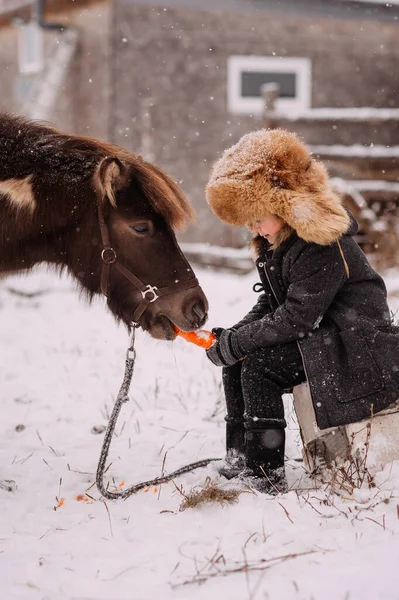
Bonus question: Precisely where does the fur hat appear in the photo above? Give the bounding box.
[206,129,350,245]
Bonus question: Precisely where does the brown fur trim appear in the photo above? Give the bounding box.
[206,129,350,245]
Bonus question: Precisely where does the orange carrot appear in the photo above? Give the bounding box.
[173,325,216,349]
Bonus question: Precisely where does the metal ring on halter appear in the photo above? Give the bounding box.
[126,324,139,360]
[141,284,159,302]
[101,247,117,264]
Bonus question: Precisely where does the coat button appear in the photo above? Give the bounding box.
[258,262,264,267]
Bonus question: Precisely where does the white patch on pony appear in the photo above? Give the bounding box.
[0,176,36,213]
[291,203,313,222]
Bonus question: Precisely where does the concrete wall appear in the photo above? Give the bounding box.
[0,22,20,114]
[49,0,112,141]
[0,0,111,140]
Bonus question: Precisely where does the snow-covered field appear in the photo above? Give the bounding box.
[1,263,399,600]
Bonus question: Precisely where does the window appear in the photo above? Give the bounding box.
[227,56,311,115]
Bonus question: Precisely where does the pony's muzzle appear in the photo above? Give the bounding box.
[185,295,208,329]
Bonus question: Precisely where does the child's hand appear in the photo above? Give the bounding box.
[206,328,245,367]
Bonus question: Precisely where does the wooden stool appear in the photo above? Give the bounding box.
[293,382,399,477]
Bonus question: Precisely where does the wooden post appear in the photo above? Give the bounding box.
[140,97,156,163]
[261,82,280,111]
[293,382,399,475]
[261,82,280,130]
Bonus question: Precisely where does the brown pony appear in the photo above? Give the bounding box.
[0,114,208,339]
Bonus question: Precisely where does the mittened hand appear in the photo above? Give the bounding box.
[206,327,244,367]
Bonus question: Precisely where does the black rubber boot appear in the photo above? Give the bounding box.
[244,427,288,494]
[218,418,247,480]
[226,417,245,455]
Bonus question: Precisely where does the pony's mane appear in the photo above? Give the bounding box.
[124,157,195,231]
[1,113,194,230]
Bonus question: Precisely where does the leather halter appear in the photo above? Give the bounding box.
[96,198,199,324]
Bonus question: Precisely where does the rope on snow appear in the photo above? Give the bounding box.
[96,327,220,500]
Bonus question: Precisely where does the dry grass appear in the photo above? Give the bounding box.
[309,414,375,497]
[179,477,244,511]
[315,454,375,498]
[171,545,318,588]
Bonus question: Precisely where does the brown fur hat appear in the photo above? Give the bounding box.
[206,129,350,245]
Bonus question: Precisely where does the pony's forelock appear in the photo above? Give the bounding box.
[80,140,193,230]
[126,159,194,230]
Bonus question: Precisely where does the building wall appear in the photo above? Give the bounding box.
[0,0,111,140]
[0,23,20,114]
[111,2,399,245]
[49,0,112,141]
[1,1,398,247]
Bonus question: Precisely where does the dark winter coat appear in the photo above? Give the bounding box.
[205,128,399,429]
[233,216,399,430]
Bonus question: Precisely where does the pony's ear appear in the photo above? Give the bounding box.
[93,157,128,208]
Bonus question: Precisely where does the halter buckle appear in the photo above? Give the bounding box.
[141,284,159,302]
[101,247,117,264]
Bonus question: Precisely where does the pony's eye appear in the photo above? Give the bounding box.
[130,222,150,235]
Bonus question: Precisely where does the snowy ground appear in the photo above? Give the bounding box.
[1,263,399,600]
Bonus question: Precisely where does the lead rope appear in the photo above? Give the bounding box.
[96,326,220,500]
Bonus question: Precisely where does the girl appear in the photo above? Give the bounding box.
[205,129,399,494]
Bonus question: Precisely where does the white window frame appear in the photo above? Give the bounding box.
[227,56,312,115]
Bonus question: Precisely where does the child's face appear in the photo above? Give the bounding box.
[249,214,284,243]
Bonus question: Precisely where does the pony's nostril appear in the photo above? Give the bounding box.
[191,301,207,325]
